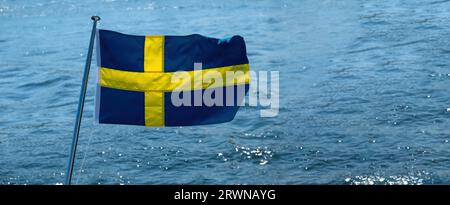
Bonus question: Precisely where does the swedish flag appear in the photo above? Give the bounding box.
[94,30,250,126]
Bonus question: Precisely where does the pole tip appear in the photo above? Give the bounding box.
[91,16,101,21]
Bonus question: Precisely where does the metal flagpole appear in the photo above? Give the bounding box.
[65,16,101,185]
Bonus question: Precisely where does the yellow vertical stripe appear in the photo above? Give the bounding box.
[145,91,164,126]
[144,36,164,72]
[144,36,165,126]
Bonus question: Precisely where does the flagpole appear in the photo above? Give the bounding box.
[65,16,101,185]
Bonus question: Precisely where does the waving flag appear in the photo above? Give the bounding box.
[94,29,249,126]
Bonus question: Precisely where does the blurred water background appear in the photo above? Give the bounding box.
[1,0,450,184]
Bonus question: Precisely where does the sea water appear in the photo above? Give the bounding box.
[1,0,450,184]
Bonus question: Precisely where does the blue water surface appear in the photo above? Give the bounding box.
[1,0,450,185]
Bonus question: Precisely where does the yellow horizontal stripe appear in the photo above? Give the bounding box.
[99,64,250,92]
